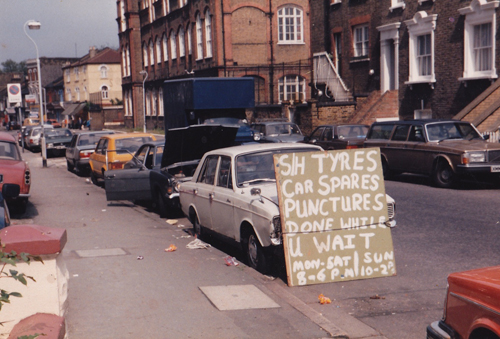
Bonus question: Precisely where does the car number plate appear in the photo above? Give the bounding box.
[492,166,500,173]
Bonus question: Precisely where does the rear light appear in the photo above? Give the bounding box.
[79,150,93,159]
[109,162,124,170]
[25,170,31,185]
[346,145,359,149]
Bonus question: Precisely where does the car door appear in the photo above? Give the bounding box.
[191,155,219,229]
[104,145,153,201]
[384,124,410,171]
[90,138,108,175]
[209,156,235,237]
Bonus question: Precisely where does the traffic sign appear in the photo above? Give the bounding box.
[8,83,22,103]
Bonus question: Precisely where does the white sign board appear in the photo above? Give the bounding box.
[274,148,396,286]
[7,84,22,103]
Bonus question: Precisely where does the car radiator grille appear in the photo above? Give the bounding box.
[488,150,500,163]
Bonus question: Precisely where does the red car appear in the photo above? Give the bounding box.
[0,132,31,213]
[46,119,62,128]
[427,266,500,339]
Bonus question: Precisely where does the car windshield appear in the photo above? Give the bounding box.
[0,141,21,160]
[46,129,71,139]
[236,148,317,187]
[266,124,301,136]
[337,125,369,139]
[203,117,247,126]
[426,122,482,142]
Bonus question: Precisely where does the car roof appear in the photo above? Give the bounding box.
[204,142,322,157]
[99,132,154,140]
[371,119,464,126]
[74,130,115,136]
[0,132,16,143]
[317,124,369,127]
[253,121,297,125]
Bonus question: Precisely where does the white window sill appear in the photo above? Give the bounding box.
[405,78,436,85]
[350,57,369,63]
[418,0,435,5]
[389,4,405,12]
[277,41,305,46]
[459,74,498,82]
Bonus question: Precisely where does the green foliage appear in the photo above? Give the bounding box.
[0,59,27,74]
[0,241,43,325]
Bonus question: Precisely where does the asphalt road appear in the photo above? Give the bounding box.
[13,144,500,339]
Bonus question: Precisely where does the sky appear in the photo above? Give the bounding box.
[0,0,119,65]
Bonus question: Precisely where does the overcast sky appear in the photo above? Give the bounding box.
[0,0,119,65]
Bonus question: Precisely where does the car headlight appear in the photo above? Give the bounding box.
[462,152,486,164]
[47,143,54,148]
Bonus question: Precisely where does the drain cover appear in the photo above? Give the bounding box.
[75,248,127,258]
[199,285,280,311]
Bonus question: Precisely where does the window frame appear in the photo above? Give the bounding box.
[404,11,437,85]
[458,0,499,81]
[277,5,304,44]
[353,24,369,58]
[278,75,306,103]
[205,9,213,58]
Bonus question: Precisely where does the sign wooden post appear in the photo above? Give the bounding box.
[274,148,396,286]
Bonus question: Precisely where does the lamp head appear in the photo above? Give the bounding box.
[27,21,41,30]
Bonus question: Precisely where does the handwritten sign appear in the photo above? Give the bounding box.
[274,148,396,286]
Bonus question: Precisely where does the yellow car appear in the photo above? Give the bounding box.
[89,132,156,185]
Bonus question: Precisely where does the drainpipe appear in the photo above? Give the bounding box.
[269,0,274,103]
[221,0,227,77]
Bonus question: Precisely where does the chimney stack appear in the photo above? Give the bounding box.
[89,46,97,58]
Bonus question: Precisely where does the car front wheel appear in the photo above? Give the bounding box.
[245,231,268,273]
[433,161,455,188]
[154,190,167,218]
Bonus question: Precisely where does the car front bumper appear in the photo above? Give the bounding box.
[456,163,500,174]
[426,321,456,339]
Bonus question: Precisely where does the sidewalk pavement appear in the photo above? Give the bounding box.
[19,149,388,339]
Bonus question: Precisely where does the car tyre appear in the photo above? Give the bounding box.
[155,189,168,218]
[191,212,203,237]
[245,230,268,274]
[90,171,99,186]
[433,161,455,188]
[66,160,74,172]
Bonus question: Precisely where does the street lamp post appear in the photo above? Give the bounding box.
[140,70,148,133]
[24,20,47,168]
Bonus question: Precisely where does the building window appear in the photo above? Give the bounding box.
[179,26,186,58]
[65,69,70,82]
[75,87,80,101]
[196,13,203,60]
[146,89,151,116]
[152,88,158,116]
[74,67,79,81]
[278,6,303,44]
[99,65,108,78]
[170,30,177,59]
[126,46,131,76]
[205,9,213,58]
[122,47,127,77]
[405,12,437,85]
[66,88,72,101]
[159,89,164,116]
[353,24,369,57]
[120,0,127,32]
[143,43,149,67]
[187,24,193,55]
[459,0,499,81]
[279,75,306,103]
[101,85,109,99]
[156,37,162,64]
[390,0,405,11]
[149,39,155,66]
[162,33,169,61]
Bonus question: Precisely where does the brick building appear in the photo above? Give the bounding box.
[311,0,500,128]
[116,0,312,130]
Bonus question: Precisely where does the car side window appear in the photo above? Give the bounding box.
[367,125,394,140]
[95,139,106,155]
[391,125,410,141]
[197,155,218,185]
[217,156,232,189]
[322,127,333,141]
[408,125,425,142]
[136,146,149,165]
[70,135,77,147]
[310,127,324,140]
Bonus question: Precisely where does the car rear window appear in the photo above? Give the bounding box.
[115,137,153,153]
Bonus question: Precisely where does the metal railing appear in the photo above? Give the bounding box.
[482,130,500,143]
[313,52,352,102]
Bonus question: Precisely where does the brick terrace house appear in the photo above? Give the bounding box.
[62,47,123,126]
[310,0,500,133]
[25,57,78,121]
[117,0,312,131]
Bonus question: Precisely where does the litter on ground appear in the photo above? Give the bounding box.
[186,238,211,249]
[318,294,331,304]
[165,244,177,252]
[224,256,239,266]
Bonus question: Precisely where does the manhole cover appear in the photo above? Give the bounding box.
[199,285,280,311]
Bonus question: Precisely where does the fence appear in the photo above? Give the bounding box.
[482,130,500,143]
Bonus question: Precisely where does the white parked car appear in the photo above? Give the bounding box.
[179,143,397,273]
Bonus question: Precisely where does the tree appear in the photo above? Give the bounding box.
[1,59,27,74]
